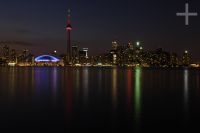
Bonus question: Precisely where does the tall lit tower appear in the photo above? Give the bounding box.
[66,9,72,64]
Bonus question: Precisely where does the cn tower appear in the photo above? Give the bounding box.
[66,9,72,64]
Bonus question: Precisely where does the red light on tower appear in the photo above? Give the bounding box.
[67,11,71,24]
[66,26,72,31]
[67,9,72,31]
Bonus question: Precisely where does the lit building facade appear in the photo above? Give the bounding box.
[72,45,79,63]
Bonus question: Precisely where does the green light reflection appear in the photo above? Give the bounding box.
[134,67,142,122]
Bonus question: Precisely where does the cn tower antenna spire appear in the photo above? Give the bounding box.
[66,8,72,65]
[68,9,71,17]
[67,9,71,24]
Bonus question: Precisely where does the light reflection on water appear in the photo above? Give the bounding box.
[0,67,200,131]
[126,69,132,111]
[9,68,15,99]
[112,68,117,109]
[52,67,58,104]
[75,68,80,94]
[83,67,89,105]
[184,68,189,114]
[65,68,73,117]
[134,67,142,125]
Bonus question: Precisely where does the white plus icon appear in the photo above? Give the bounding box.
[176,3,198,25]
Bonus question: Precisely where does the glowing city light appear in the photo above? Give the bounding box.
[113,41,117,44]
[136,42,140,46]
[8,62,16,66]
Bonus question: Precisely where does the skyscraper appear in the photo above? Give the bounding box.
[182,50,191,66]
[10,49,17,62]
[112,41,119,50]
[72,45,79,63]
[3,45,9,59]
[66,9,72,64]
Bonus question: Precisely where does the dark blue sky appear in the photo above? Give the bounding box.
[0,0,200,58]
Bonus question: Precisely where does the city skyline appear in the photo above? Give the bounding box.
[1,1,200,131]
[0,0,200,58]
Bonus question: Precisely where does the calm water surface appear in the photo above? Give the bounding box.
[0,67,200,132]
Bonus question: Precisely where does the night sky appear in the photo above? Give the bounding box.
[0,0,200,59]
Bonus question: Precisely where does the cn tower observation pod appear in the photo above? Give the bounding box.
[35,55,60,62]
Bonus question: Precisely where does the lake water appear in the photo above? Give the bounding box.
[0,67,200,132]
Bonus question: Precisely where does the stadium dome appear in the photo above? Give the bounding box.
[35,55,60,62]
